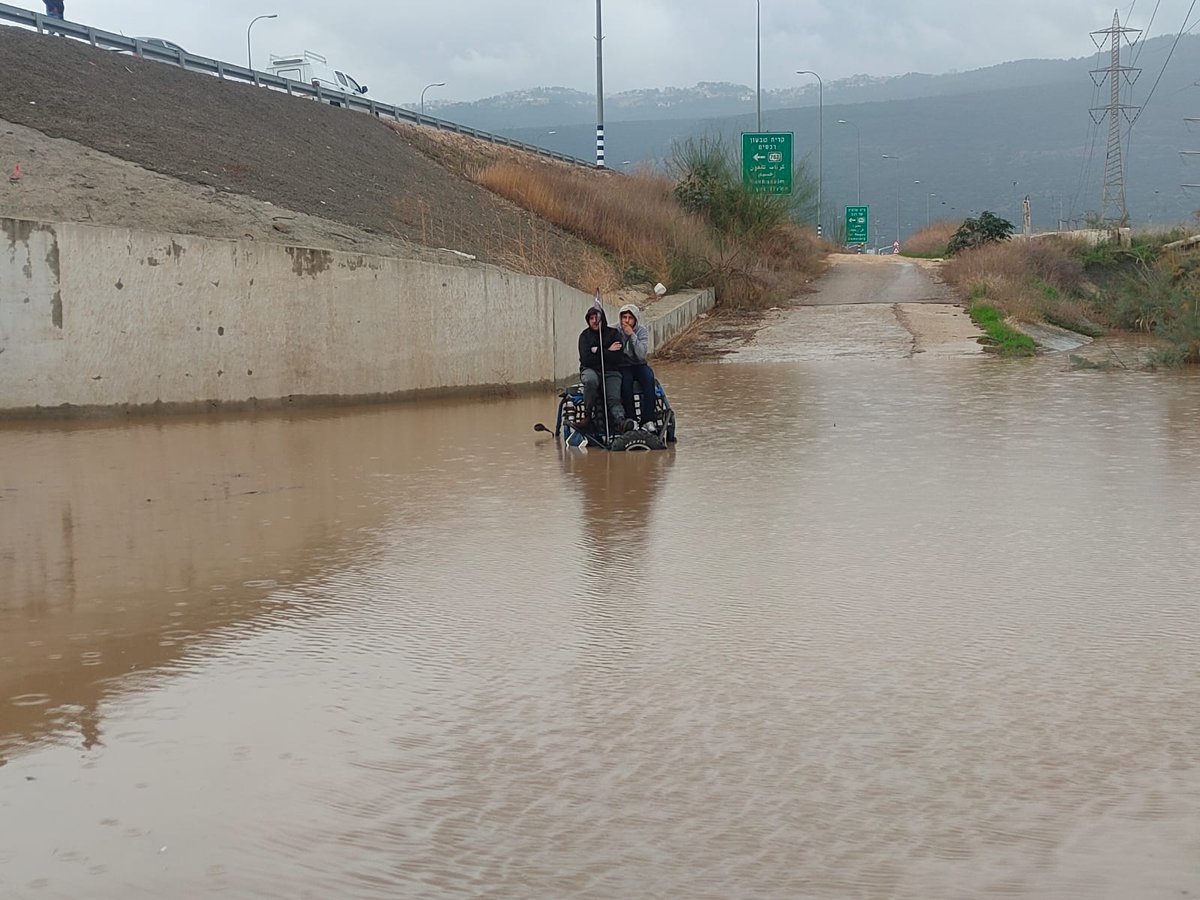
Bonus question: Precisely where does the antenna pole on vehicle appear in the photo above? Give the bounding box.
[595,289,611,444]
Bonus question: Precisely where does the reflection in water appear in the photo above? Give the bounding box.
[559,445,674,682]
[2,359,1200,899]
[561,443,674,582]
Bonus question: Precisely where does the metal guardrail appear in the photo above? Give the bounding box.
[0,2,593,169]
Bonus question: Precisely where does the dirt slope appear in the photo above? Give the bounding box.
[0,26,610,283]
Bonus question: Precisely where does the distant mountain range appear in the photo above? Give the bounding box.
[419,36,1200,243]
[425,59,1080,130]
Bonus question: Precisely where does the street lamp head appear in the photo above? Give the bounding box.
[420,81,447,117]
[246,14,279,71]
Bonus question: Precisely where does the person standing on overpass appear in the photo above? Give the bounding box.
[43,0,65,20]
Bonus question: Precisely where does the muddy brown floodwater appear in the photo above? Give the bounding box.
[2,346,1200,898]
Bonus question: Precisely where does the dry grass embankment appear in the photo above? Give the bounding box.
[940,236,1096,330]
[900,220,959,258]
[928,224,1200,364]
[398,125,827,309]
[476,162,825,308]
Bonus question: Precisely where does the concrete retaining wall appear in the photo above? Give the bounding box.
[1,217,714,417]
[643,290,711,353]
[1021,227,1131,248]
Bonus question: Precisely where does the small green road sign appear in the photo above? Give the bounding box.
[741,132,793,194]
[846,206,869,243]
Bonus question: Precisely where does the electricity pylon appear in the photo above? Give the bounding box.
[1090,10,1141,226]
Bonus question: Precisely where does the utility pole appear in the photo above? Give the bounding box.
[595,0,605,168]
[756,0,761,131]
[1090,10,1141,226]
[797,71,822,238]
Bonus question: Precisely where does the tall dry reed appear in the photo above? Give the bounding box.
[404,125,826,308]
[476,163,716,286]
[901,220,959,257]
[941,236,1092,327]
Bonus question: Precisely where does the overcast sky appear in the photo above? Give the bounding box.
[62,1,1199,106]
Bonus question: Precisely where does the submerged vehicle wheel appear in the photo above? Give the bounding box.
[609,429,665,452]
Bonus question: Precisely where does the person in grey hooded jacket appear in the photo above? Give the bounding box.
[617,303,658,427]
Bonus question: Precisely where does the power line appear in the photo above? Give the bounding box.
[1130,0,1163,68]
[1070,47,1107,222]
[1129,0,1197,128]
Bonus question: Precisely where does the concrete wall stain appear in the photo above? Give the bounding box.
[343,255,381,272]
[286,247,333,278]
[3,220,61,328]
[45,231,62,329]
[2,217,38,251]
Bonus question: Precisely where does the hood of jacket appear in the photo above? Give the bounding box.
[618,303,641,324]
[585,305,610,329]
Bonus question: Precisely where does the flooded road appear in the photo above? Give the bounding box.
[701,255,986,361]
[3,355,1200,899]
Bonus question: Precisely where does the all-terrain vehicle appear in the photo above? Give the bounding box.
[545,379,677,451]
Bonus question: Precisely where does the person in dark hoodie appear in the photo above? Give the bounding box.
[578,305,632,432]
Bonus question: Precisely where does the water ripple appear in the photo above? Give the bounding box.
[2,364,1199,898]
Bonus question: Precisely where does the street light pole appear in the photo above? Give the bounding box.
[246,14,277,71]
[796,70,822,237]
[837,119,860,205]
[882,154,900,242]
[595,0,606,168]
[756,0,761,131]
[420,82,445,117]
[912,181,936,227]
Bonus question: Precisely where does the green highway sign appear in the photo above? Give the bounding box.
[741,132,793,195]
[845,206,869,243]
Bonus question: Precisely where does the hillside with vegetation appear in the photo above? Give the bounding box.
[0,27,823,309]
[900,215,1200,365]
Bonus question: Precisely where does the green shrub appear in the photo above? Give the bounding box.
[947,211,1015,256]
[669,135,815,240]
[1081,242,1120,268]
[1032,276,1058,299]
[1096,253,1200,361]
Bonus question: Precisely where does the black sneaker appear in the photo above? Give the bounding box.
[622,418,637,433]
